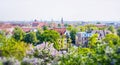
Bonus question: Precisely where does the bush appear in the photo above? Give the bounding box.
[0,38,30,60]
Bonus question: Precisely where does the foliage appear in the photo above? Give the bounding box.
[88,34,98,48]
[67,25,73,31]
[36,28,42,43]
[12,26,25,41]
[40,30,60,50]
[70,29,77,44]
[40,30,60,43]
[43,25,48,30]
[58,24,61,28]
[103,34,119,45]
[24,32,37,44]
[0,38,30,60]
[108,26,115,33]
[58,40,120,65]
[96,22,101,24]
[117,28,120,37]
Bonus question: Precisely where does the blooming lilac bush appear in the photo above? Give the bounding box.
[0,57,20,65]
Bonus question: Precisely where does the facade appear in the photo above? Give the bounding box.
[75,30,111,46]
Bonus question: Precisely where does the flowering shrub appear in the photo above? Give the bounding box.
[0,57,20,65]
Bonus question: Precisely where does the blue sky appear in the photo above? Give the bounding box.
[0,0,120,21]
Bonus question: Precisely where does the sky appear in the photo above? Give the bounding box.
[0,0,120,21]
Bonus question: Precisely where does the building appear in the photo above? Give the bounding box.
[75,30,111,47]
[52,28,66,35]
[32,20,47,28]
[0,23,15,34]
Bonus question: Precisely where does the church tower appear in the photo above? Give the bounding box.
[61,18,63,24]
[61,18,64,28]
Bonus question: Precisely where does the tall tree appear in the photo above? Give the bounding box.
[40,30,60,43]
[24,32,37,44]
[40,30,60,50]
[70,29,77,44]
[36,28,42,43]
[13,26,25,41]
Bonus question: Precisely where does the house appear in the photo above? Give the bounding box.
[76,32,92,46]
[52,28,66,35]
[22,27,37,33]
[32,20,47,28]
[75,30,111,46]
[0,23,15,35]
[95,24,106,28]
[51,28,70,44]
[22,27,32,33]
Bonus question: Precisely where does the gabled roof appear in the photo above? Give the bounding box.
[52,28,66,35]
[32,21,47,27]
[22,27,32,33]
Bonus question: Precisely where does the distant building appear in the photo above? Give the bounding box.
[75,30,111,47]
[52,28,66,35]
[95,24,106,28]
[0,23,15,34]
[32,20,47,28]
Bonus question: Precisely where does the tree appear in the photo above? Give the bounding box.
[43,25,48,30]
[0,30,5,36]
[12,26,25,41]
[40,30,60,50]
[40,30,60,43]
[67,25,73,31]
[117,28,120,37]
[66,33,71,48]
[70,29,77,44]
[96,22,101,24]
[64,23,68,27]
[58,24,61,28]
[24,32,37,44]
[0,38,30,60]
[36,28,42,43]
[108,26,115,33]
[103,34,119,45]
[88,34,98,48]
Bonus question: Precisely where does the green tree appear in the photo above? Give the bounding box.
[24,32,37,44]
[108,26,115,33]
[70,29,77,44]
[67,25,73,31]
[0,30,5,36]
[58,24,61,28]
[43,25,48,30]
[96,22,101,24]
[64,23,68,27]
[12,27,25,41]
[103,34,119,45]
[88,34,98,48]
[36,28,42,43]
[117,28,120,37]
[40,30,60,50]
[0,38,29,60]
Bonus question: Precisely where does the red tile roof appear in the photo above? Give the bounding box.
[52,28,66,35]
[32,22,47,27]
[22,28,32,33]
